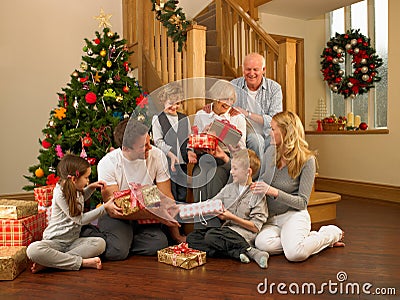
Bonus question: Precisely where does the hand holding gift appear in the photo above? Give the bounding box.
[146,192,180,227]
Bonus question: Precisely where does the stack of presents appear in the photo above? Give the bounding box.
[0,167,235,279]
[0,185,52,280]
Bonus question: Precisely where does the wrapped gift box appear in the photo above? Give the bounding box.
[34,185,55,207]
[113,185,160,224]
[0,211,46,246]
[0,246,27,280]
[179,199,224,220]
[113,189,141,216]
[139,185,161,208]
[208,119,242,147]
[188,133,217,150]
[157,243,206,270]
[0,199,38,220]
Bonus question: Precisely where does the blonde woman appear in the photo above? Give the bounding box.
[251,111,344,262]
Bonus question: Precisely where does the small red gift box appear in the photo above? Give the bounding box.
[208,119,242,147]
[188,133,217,150]
[34,185,55,207]
[0,211,47,246]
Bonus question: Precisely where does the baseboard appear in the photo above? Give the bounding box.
[0,192,35,201]
[315,177,400,204]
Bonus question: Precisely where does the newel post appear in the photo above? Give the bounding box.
[277,38,297,113]
[184,25,207,116]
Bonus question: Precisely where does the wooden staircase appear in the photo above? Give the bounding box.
[194,3,235,80]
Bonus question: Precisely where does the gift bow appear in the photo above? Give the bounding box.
[172,243,199,254]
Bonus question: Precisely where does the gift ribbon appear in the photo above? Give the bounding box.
[215,119,242,141]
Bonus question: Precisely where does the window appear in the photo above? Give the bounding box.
[329,0,388,128]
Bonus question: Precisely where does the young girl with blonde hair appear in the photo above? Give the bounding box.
[251,111,344,262]
[27,154,114,273]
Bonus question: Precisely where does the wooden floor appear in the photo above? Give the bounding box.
[1,196,399,300]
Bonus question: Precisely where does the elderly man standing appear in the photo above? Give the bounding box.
[231,52,283,157]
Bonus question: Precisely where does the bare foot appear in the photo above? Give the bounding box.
[31,262,46,274]
[81,257,103,270]
[333,231,345,247]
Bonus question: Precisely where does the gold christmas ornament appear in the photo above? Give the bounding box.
[106,60,112,68]
[93,72,102,82]
[80,62,88,71]
[100,49,107,57]
[107,31,114,38]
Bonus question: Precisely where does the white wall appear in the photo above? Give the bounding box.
[259,1,400,186]
[0,0,122,194]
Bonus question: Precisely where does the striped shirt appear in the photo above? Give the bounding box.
[231,76,283,138]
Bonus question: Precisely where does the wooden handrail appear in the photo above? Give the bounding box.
[224,0,279,55]
[215,0,280,80]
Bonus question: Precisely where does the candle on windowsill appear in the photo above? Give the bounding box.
[347,112,354,127]
[354,115,361,128]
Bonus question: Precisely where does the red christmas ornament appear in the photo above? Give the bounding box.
[94,38,100,44]
[359,122,368,130]
[123,62,129,71]
[87,157,97,165]
[79,76,88,83]
[85,92,97,104]
[41,139,52,149]
[122,85,130,93]
[82,134,93,147]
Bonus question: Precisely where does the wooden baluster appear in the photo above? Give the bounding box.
[155,21,161,76]
[149,13,155,65]
[175,46,182,81]
[168,38,175,82]
[161,26,168,84]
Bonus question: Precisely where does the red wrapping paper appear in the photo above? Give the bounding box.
[34,185,55,207]
[0,211,47,246]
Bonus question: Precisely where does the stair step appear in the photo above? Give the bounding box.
[308,191,341,223]
[205,61,223,76]
[206,45,220,61]
[195,15,216,31]
[206,30,217,47]
[195,5,216,23]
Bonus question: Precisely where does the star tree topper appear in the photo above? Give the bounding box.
[94,8,112,28]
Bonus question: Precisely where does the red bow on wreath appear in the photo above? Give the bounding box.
[348,78,367,95]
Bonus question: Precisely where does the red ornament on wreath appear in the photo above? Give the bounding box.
[85,92,97,104]
[82,134,93,147]
[320,29,383,99]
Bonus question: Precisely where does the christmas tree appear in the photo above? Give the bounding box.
[309,98,329,130]
[23,10,149,205]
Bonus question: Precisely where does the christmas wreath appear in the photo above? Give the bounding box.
[321,29,383,99]
[151,0,192,52]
